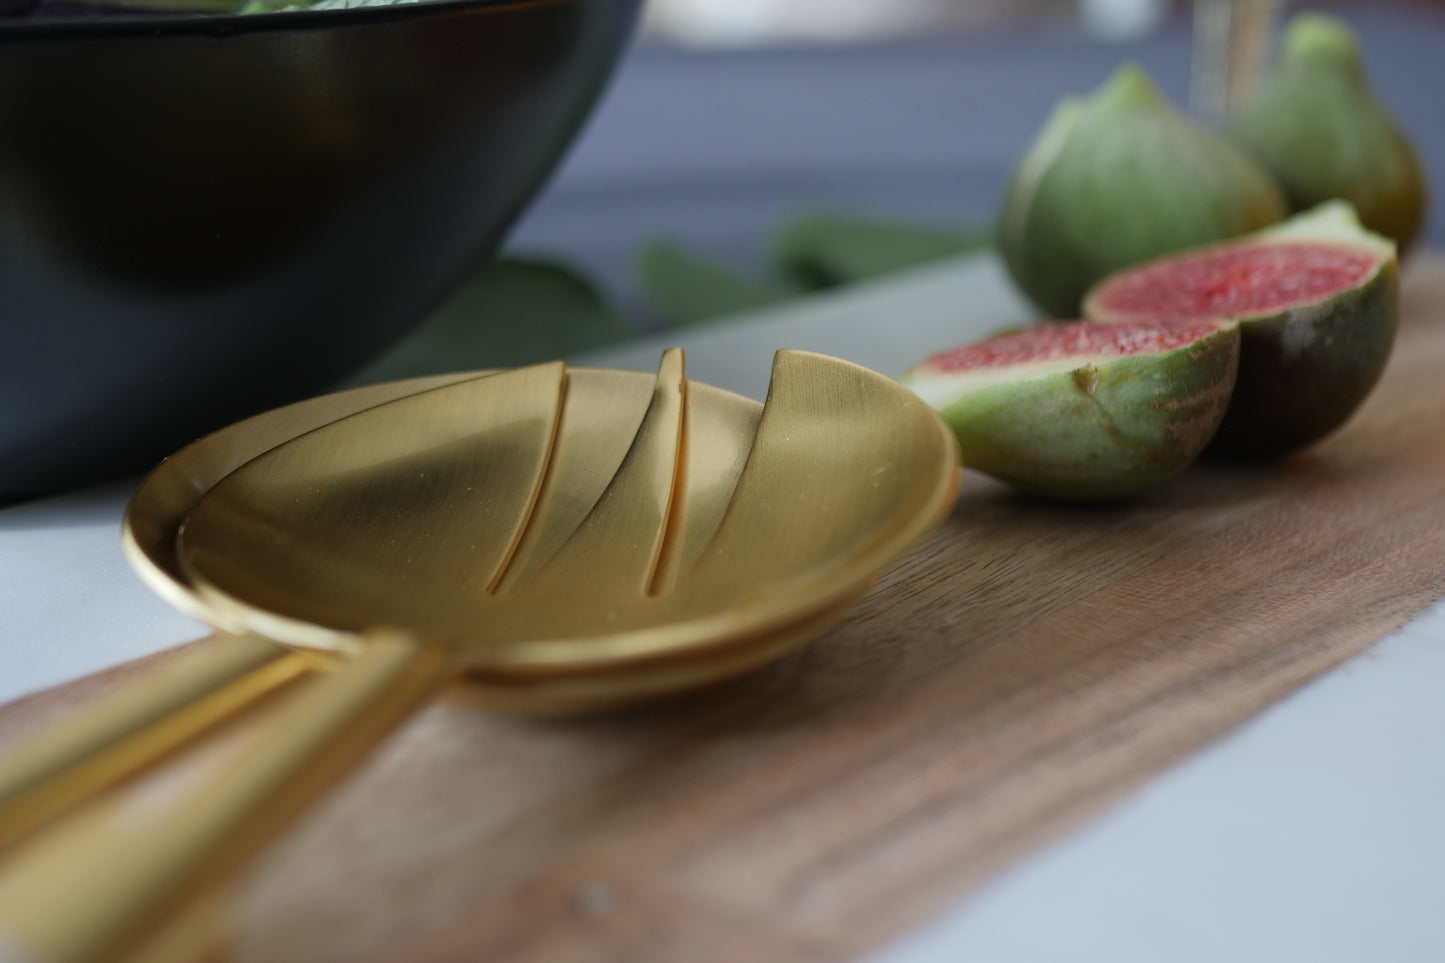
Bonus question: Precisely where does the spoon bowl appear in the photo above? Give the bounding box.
[171,349,959,694]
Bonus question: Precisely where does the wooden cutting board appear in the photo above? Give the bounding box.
[4,257,1445,963]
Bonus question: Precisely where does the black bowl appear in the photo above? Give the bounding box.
[0,0,641,499]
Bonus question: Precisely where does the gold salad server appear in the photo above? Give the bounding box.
[0,349,958,963]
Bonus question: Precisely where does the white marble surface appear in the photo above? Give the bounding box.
[0,482,206,705]
[2,253,1443,961]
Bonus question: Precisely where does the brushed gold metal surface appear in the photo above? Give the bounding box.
[459,588,868,715]
[495,370,656,591]
[0,348,957,963]
[6,349,954,844]
[0,632,446,963]
[177,361,569,653]
[0,635,308,851]
[177,350,960,675]
[499,347,686,605]
[651,380,763,596]
[123,371,487,629]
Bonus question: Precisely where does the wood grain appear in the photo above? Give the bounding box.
[5,257,1445,963]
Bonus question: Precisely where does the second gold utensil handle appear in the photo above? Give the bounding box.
[0,632,449,963]
[0,635,310,851]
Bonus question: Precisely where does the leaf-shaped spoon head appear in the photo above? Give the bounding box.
[130,350,958,708]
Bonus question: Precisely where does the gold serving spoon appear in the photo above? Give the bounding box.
[179,350,956,681]
[0,348,958,963]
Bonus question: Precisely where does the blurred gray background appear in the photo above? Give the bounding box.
[504,0,1444,316]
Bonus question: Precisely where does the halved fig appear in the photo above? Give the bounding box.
[1085,201,1398,457]
[902,318,1239,501]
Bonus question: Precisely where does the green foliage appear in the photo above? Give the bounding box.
[353,256,637,384]
[771,211,991,287]
[635,241,804,327]
[356,209,993,383]
[636,212,991,325]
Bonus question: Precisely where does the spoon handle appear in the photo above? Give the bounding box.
[0,632,448,963]
[0,634,311,851]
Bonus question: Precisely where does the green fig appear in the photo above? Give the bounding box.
[1085,201,1398,458]
[901,317,1240,501]
[998,63,1288,319]
[1225,13,1428,256]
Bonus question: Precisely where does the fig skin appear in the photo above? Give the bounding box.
[1211,260,1397,458]
[1225,13,1428,257]
[1085,202,1399,459]
[901,321,1240,502]
[998,63,1287,320]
